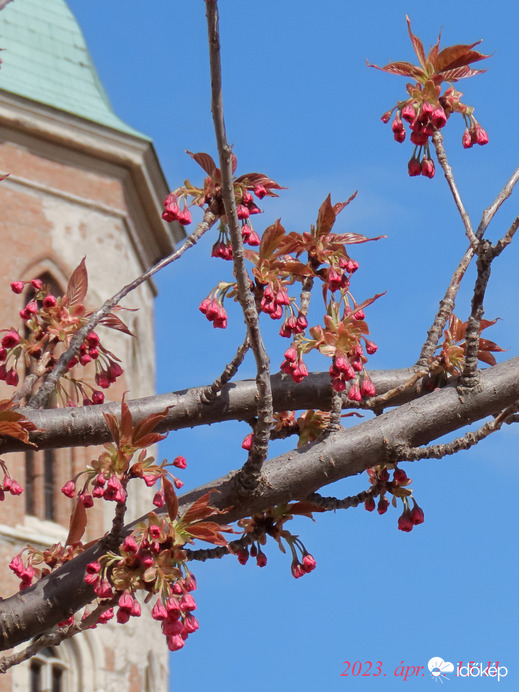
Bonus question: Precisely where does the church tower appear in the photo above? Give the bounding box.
[0,1,182,689]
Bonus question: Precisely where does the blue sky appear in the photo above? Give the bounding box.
[68,1,519,688]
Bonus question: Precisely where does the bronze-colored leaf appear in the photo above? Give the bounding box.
[163,477,179,522]
[259,220,286,259]
[186,150,218,178]
[99,313,134,337]
[65,499,87,546]
[331,232,386,245]
[478,338,505,353]
[133,432,167,449]
[132,408,170,447]
[289,501,327,517]
[188,521,229,546]
[66,257,88,307]
[434,43,489,73]
[367,59,425,80]
[316,194,336,236]
[182,491,220,525]
[333,191,358,216]
[120,397,133,439]
[406,15,426,69]
[477,351,497,366]
[440,66,486,82]
[102,411,120,445]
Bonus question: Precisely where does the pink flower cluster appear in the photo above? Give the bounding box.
[199,297,228,329]
[280,346,309,383]
[291,553,317,579]
[150,575,199,652]
[329,342,377,396]
[364,466,425,532]
[162,193,192,225]
[324,259,359,293]
[62,472,127,505]
[236,187,263,220]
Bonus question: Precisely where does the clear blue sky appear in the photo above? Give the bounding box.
[68,1,518,688]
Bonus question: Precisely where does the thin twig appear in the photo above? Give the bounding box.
[306,487,380,510]
[0,598,116,674]
[205,0,273,493]
[367,370,428,410]
[199,336,250,404]
[494,214,519,256]
[477,166,519,236]
[432,131,478,248]
[393,401,519,461]
[321,389,343,436]
[184,533,256,562]
[26,211,217,409]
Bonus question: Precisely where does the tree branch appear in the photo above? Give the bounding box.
[205,0,273,493]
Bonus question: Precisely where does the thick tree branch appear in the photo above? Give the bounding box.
[2,355,519,651]
[1,368,416,454]
[26,211,217,410]
[205,0,273,492]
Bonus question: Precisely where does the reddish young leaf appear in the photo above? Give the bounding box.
[332,191,358,216]
[102,411,120,446]
[231,152,238,175]
[434,42,488,73]
[316,195,337,236]
[477,351,497,366]
[182,491,221,525]
[65,498,87,546]
[186,150,218,178]
[66,257,88,307]
[406,15,426,69]
[367,59,425,80]
[329,232,386,245]
[131,408,170,447]
[132,432,167,449]
[120,397,133,439]
[99,313,134,337]
[187,521,230,546]
[163,477,179,522]
[259,220,286,259]
[288,501,327,518]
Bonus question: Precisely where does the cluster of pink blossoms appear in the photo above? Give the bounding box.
[85,516,199,652]
[0,461,23,502]
[162,193,192,225]
[364,466,425,532]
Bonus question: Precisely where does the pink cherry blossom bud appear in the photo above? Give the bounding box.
[302,554,317,572]
[2,331,20,349]
[236,204,250,220]
[184,574,197,592]
[401,103,416,123]
[183,614,200,634]
[253,184,267,199]
[98,608,114,624]
[398,509,414,532]
[122,535,139,553]
[5,369,18,386]
[43,295,57,308]
[365,340,378,355]
[237,548,249,565]
[0,348,6,362]
[61,480,76,498]
[152,600,168,621]
[393,468,408,485]
[296,313,308,331]
[475,125,488,146]
[31,279,43,290]
[9,555,24,577]
[117,608,131,624]
[248,202,261,215]
[131,599,141,617]
[247,230,261,246]
[118,591,134,611]
[348,384,362,402]
[410,501,425,525]
[353,309,365,320]
[173,455,187,469]
[95,372,110,389]
[199,297,211,315]
[410,130,428,146]
[256,553,267,567]
[408,157,422,177]
[180,593,197,611]
[95,578,113,599]
[91,391,104,405]
[393,129,406,143]
[10,281,24,294]
[462,128,473,149]
[381,110,392,124]
[360,378,376,398]
[241,433,254,451]
[431,106,447,128]
[291,562,305,579]
[166,596,181,618]
[167,635,185,652]
[391,116,404,134]
[364,496,375,512]
[153,490,165,508]
[421,158,435,179]
[79,492,93,508]
[177,208,192,226]
[377,496,390,515]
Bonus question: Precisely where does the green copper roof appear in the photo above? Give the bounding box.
[0,0,148,138]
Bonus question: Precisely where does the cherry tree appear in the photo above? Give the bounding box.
[0,1,517,676]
